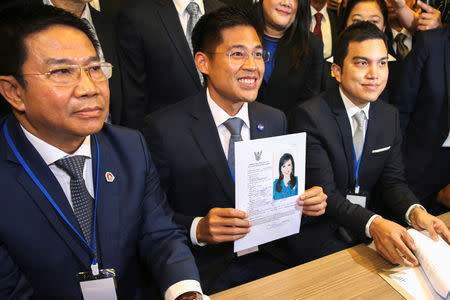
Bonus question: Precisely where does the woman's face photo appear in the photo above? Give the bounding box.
[263,0,298,37]
[281,159,293,178]
[346,1,386,32]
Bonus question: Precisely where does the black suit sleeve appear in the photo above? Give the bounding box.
[142,115,198,230]
[390,31,428,134]
[290,105,375,239]
[136,132,200,292]
[116,10,148,129]
[0,243,33,299]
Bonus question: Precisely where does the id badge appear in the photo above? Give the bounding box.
[346,189,367,208]
[78,268,118,300]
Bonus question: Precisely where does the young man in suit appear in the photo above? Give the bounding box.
[0,5,204,300]
[116,0,223,129]
[0,0,123,125]
[143,6,327,294]
[391,26,450,214]
[290,22,450,267]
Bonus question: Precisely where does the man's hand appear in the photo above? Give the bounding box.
[369,217,418,267]
[196,208,251,244]
[416,0,442,31]
[437,184,450,208]
[298,186,327,216]
[409,207,450,243]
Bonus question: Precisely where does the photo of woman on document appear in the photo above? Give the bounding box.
[273,153,298,200]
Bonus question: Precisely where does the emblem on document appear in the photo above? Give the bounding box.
[105,172,115,182]
[254,150,262,161]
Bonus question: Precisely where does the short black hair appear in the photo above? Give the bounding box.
[334,21,387,68]
[192,6,260,56]
[0,4,99,86]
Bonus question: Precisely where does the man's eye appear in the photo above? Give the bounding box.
[50,68,73,75]
[253,52,263,58]
[356,61,367,66]
[379,61,387,66]
[230,51,245,57]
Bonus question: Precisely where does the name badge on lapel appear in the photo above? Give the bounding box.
[78,268,118,300]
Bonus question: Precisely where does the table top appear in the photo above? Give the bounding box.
[210,212,450,300]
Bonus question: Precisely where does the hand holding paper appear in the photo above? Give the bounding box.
[409,207,450,243]
[370,217,418,267]
[197,208,251,244]
[298,186,327,217]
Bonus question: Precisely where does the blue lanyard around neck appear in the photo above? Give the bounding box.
[3,123,100,265]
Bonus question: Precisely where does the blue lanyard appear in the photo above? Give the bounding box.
[3,123,100,265]
[228,162,235,182]
[352,145,363,193]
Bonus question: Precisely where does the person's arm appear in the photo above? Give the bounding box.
[0,242,33,299]
[387,0,441,32]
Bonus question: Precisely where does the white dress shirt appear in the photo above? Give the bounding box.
[339,88,422,237]
[310,5,332,59]
[190,89,250,246]
[173,0,206,35]
[21,127,204,300]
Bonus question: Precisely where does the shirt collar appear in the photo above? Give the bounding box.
[20,125,92,166]
[173,0,205,16]
[44,0,94,26]
[339,86,370,120]
[310,4,329,20]
[392,27,412,39]
[206,88,250,129]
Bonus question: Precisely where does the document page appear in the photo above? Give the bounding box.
[379,229,450,300]
[234,133,305,252]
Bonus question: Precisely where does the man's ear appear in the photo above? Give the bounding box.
[0,76,26,112]
[331,63,342,84]
[195,51,210,76]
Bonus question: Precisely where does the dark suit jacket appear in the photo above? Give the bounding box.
[391,27,450,187]
[289,88,418,241]
[0,116,200,299]
[320,8,342,91]
[0,0,123,124]
[257,34,324,115]
[116,0,223,129]
[143,92,287,292]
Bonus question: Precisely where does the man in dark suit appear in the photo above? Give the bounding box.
[143,7,327,294]
[0,0,123,125]
[391,26,450,215]
[290,22,450,267]
[116,0,223,129]
[0,6,204,300]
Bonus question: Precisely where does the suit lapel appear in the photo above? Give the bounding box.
[156,0,200,87]
[90,130,120,267]
[5,117,91,266]
[190,94,235,203]
[248,102,267,139]
[328,90,356,184]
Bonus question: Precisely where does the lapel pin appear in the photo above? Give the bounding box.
[105,172,115,183]
[257,123,264,131]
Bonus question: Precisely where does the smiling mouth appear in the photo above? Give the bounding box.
[276,9,291,16]
[74,106,104,117]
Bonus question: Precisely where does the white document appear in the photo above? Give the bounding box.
[234,133,306,253]
[379,229,450,300]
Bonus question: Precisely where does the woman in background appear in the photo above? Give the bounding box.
[273,153,298,199]
[254,0,324,115]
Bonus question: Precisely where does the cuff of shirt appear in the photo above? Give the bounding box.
[405,204,426,226]
[365,214,381,238]
[190,217,206,246]
[164,280,203,300]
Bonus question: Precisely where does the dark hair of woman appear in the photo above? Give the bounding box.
[340,0,394,50]
[276,153,297,193]
[253,0,311,70]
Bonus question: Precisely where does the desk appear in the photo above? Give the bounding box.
[211,212,450,300]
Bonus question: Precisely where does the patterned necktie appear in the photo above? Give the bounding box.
[55,156,94,247]
[185,2,204,86]
[223,118,244,175]
[395,33,409,60]
[352,110,367,161]
[313,12,323,40]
